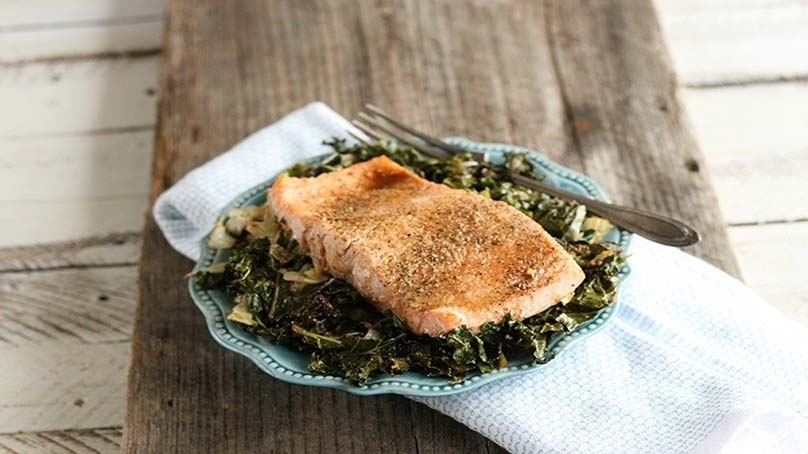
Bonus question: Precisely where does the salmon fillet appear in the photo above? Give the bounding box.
[270,156,585,336]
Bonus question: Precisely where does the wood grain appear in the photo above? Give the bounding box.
[0,0,164,27]
[0,266,135,346]
[125,0,737,452]
[729,221,808,326]
[0,0,164,63]
[0,266,135,432]
[0,22,162,64]
[0,342,130,433]
[0,233,140,272]
[0,130,152,247]
[0,264,135,433]
[0,427,121,454]
[684,83,808,163]
[546,0,740,275]
[654,0,808,86]
[682,82,808,224]
[0,0,800,445]
[0,58,157,138]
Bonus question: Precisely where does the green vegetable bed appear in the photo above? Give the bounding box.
[195,139,626,385]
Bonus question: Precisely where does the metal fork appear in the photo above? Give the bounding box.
[350,104,700,247]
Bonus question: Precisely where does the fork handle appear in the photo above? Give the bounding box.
[510,173,700,247]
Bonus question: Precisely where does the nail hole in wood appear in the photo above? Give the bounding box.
[575,120,594,134]
[191,126,202,143]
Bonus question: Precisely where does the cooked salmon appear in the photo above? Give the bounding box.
[270,156,585,336]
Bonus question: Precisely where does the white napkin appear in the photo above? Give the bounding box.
[154,102,808,454]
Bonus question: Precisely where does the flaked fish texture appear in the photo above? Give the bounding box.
[270,156,584,336]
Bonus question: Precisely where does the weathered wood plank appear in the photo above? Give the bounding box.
[729,221,808,326]
[682,82,808,224]
[655,0,808,86]
[0,342,130,434]
[710,147,808,225]
[1,62,801,250]
[0,266,135,433]
[684,83,808,159]
[0,198,146,249]
[0,58,158,138]
[546,0,740,275]
[0,266,135,347]
[0,233,140,272]
[3,221,800,437]
[0,130,152,206]
[1,221,799,437]
[126,1,737,452]
[0,22,163,64]
[0,130,152,247]
[0,0,164,64]
[0,0,164,27]
[129,1,565,452]
[0,427,121,454]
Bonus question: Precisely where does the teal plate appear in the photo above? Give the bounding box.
[188,138,632,396]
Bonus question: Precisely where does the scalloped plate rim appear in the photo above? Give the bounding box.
[188,138,633,396]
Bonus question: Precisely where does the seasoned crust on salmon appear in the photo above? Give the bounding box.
[270,156,585,336]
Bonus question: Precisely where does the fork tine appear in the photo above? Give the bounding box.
[364,104,470,156]
[355,115,453,160]
[347,129,372,145]
[350,119,385,141]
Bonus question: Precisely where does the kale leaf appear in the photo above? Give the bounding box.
[196,139,626,385]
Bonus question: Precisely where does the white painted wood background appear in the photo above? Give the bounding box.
[0,0,806,451]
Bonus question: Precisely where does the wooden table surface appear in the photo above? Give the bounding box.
[1,0,807,452]
[125,0,737,451]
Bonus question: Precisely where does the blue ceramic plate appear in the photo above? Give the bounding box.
[188,138,632,396]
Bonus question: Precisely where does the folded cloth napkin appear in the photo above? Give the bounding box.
[154,102,808,454]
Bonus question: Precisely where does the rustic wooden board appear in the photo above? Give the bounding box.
[0,342,131,434]
[729,221,808,324]
[0,0,164,27]
[0,0,164,63]
[682,82,808,224]
[654,0,808,86]
[545,0,739,274]
[0,23,163,64]
[0,266,135,347]
[0,427,122,454]
[122,0,740,452]
[0,233,140,272]
[0,0,803,446]
[0,58,157,138]
[0,266,135,433]
[0,130,153,247]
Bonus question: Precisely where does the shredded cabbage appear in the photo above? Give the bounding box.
[227,296,259,326]
[208,218,237,249]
